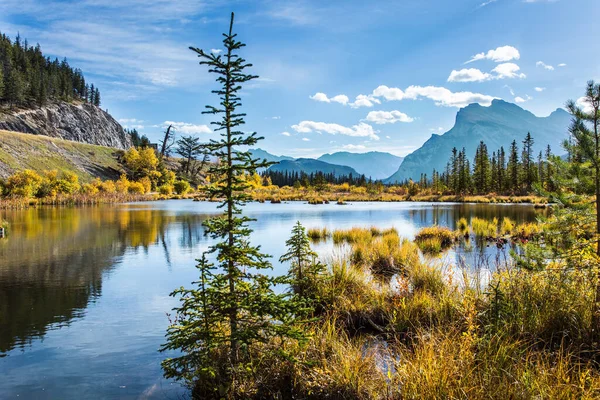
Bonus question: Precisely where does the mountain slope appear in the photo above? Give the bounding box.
[0,130,124,181]
[318,151,404,180]
[268,158,359,177]
[385,100,571,183]
[0,101,132,149]
[249,148,294,163]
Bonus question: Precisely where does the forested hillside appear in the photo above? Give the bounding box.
[0,33,101,108]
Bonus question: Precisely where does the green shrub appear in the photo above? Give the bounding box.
[173,179,191,195]
[158,184,174,195]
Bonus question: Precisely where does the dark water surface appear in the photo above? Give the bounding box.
[0,200,542,399]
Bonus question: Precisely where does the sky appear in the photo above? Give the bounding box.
[1,0,598,158]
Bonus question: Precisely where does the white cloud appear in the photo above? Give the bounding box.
[514,94,533,103]
[448,68,492,82]
[492,63,526,79]
[291,121,379,140]
[119,118,143,124]
[281,131,291,136]
[576,96,594,114]
[465,45,520,64]
[302,137,310,142]
[272,116,281,120]
[342,144,366,150]
[372,85,406,100]
[536,61,554,71]
[534,87,546,92]
[210,49,222,54]
[371,85,498,108]
[558,63,567,67]
[310,92,381,108]
[365,110,414,124]
[309,92,349,105]
[163,121,211,134]
[478,0,497,7]
[349,94,381,108]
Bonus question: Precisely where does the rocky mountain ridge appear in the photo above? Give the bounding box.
[0,101,131,150]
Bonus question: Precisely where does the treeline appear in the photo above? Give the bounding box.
[414,133,555,195]
[0,32,100,107]
[262,169,371,188]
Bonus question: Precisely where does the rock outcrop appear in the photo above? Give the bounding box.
[0,101,132,150]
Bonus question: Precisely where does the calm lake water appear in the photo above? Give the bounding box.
[0,200,543,399]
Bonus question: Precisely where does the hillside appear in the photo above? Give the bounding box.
[0,101,132,149]
[385,100,571,183]
[0,130,125,181]
[318,151,404,180]
[267,158,359,178]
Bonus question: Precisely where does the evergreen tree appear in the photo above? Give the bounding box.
[161,13,304,394]
[93,87,100,106]
[508,140,520,193]
[498,146,506,193]
[521,132,536,191]
[566,81,600,256]
[176,135,206,176]
[279,221,323,301]
[473,141,491,194]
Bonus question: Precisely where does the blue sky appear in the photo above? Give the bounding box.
[1,0,598,158]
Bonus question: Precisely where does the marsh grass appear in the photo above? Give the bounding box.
[414,226,457,254]
[187,222,600,399]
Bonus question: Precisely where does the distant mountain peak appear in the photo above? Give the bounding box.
[384,100,571,183]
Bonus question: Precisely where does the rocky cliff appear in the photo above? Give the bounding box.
[0,101,132,150]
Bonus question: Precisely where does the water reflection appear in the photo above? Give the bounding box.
[0,201,543,399]
[0,205,210,354]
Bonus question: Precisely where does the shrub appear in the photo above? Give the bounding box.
[99,180,117,193]
[4,169,43,198]
[115,174,130,194]
[139,176,152,194]
[173,179,191,195]
[158,184,174,195]
[128,181,145,194]
[81,183,99,195]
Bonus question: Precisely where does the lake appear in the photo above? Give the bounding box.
[0,200,543,399]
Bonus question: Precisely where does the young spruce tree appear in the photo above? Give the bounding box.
[161,13,304,395]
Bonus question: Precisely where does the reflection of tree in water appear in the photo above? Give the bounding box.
[407,203,544,230]
[0,207,209,354]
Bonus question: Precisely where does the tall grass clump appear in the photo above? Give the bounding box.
[414,226,456,254]
[307,227,329,241]
[471,217,498,238]
[457,217,469,236]
[500,217,515,235]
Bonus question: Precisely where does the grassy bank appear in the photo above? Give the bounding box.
[243,185,548,204]
[0,130,125,181]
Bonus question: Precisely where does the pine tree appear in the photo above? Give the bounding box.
[0,65,4,98]
[93,87,100,106]
[522,132,536,191]
[473,141,491,194]
[279,221,323,301]
[565,81,600,338]
[508,140,520,193]
[498,146,506,193]
[161,13,304,394]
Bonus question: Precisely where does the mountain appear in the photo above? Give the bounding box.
[318,151,404,180]
[249,148,294,164]
[268,158,359,178]
[385,100,571,183]
[0,101,132,149]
